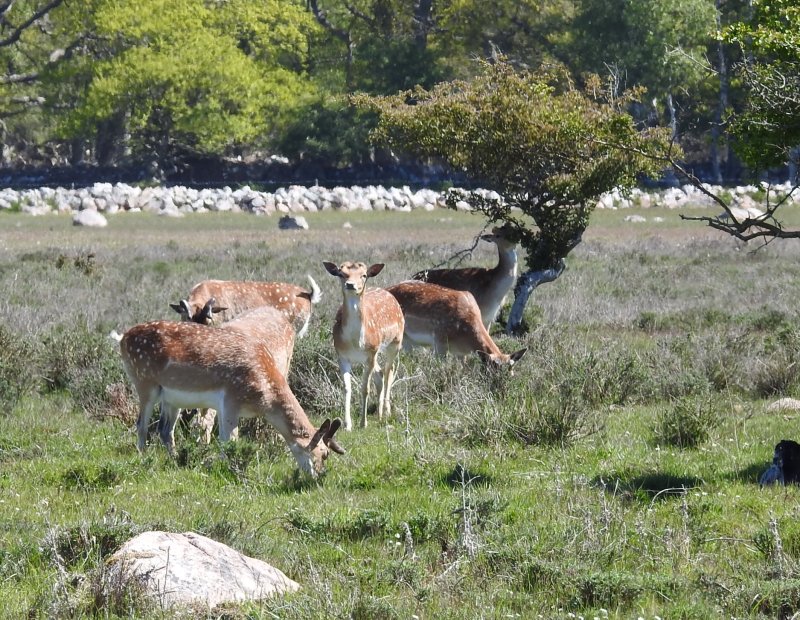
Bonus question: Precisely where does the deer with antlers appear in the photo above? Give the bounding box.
[412,224,517,329]
[323,261,405,431]
[119,313,344,478]
[170,275,322,337]
[386,280,527,368]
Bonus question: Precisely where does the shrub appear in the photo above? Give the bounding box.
[40,323,127,417]
[654,394,721,448]
[0,324,40,409]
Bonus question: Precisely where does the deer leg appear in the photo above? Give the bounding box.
[217,398,240,443]
[136,386,161,453]
[197,408,217,444]
[361,354,378,427]
[381,346,400,420]
[158,400,181,456]
[340,360,354,431]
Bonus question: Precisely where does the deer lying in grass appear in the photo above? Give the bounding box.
[386,280,527,368]
[120,312,344,478]
[170,275,322,337]
[170,304,298,445]
[412,224,517,329]
[323,261,405,431]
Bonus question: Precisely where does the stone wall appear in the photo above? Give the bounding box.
[0,181,797,217]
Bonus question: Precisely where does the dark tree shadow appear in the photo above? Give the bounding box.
[591,471,705,502]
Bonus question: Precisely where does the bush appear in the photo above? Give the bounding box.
[40,323,127,417]
[654,394,721,448]
[0,324,40,409]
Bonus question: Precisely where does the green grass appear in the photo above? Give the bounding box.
[3,206,800,617]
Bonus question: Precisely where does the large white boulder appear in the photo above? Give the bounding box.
[106,531,300,611]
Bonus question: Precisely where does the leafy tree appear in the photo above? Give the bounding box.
[307,0,448,94]
[724,0,799,173]
[437,0,574,74]
[0,0,69,164]
[358,60,672,333]
[568,0,717,139]
[678,0,800,241]
[46,0,318,170]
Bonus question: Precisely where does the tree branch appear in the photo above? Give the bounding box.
[0,0,64,48]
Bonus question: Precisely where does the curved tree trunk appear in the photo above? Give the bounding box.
[506,259,566,335]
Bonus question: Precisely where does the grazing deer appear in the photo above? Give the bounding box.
[170,275,322,337]
[386,280,527,367]
[412,224,517,328]
[323,261,405,431]
[119,318,344,478]
[173,304,299,445]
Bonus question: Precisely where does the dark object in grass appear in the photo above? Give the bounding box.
[759,439,800,486]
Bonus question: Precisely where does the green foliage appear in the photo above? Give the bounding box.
[359,60,673,270]
[49,0,318,162]
[723,0,800,170]
[0,325,39,409]
[276,96,378,166]
[40,323,127,417]
[655,394,721,448]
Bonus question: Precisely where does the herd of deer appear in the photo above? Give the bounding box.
[118,225,526,478]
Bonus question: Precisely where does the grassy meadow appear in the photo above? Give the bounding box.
[3,204,800,618]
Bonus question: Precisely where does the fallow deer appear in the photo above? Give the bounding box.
[170,304,299,445]
[386,280,527,367]
[323,261,405,431]
[412,224,517,328]
[170,275,322,337]
[119,317,344,478]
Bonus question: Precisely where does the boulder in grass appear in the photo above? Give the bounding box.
[766,398,800,412]
[278,214,309,230]
[72,209,108,228]
[106,531,300,611]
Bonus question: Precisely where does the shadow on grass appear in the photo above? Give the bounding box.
[442,463,493,488]
[726,460,773,485]
[592,471,704,501]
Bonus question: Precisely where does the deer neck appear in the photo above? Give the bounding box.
[340,291,368,347]
[494,246,518,280]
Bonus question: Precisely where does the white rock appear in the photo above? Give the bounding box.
[72,210,108,227]
[106,531,299,611]
[767,398,800,412]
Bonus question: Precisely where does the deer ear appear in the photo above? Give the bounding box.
[308,419,331,451]
[323,261,341,277]
[510,348,528,364]
[324,418,346,455]
[367,263,385,278]
[212,306,228,314]
[169,302,183,314]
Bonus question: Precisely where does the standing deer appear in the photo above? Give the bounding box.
[170,275,322,337]
[386,280,527,367]
[119,317,344,478]
[323,261,405,431]
[412,224,517,329]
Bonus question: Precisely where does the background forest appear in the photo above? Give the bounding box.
[0,0,796,185]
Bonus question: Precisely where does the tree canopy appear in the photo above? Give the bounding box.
[358,60,673,331]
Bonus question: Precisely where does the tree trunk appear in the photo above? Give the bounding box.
[710,0,729,184]
[666,93,678,140]
[506,260,566,334]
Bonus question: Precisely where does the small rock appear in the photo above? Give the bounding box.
[278,215,309,230]
[72,210,108,227]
